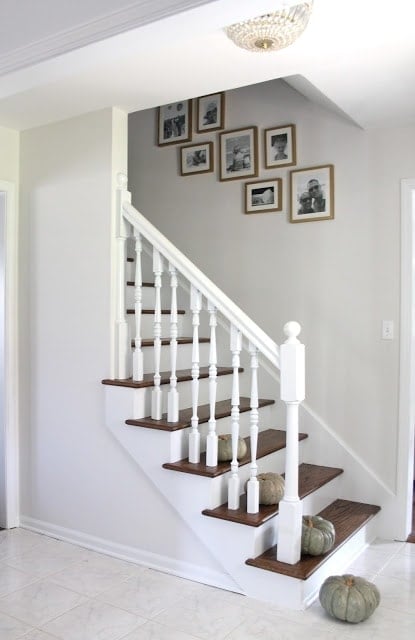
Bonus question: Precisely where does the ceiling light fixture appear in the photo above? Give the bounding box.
[225,2,313,53]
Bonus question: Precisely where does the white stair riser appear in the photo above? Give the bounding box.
[126,285,155,308]
[169,404,277,460]
[140,342,210,373]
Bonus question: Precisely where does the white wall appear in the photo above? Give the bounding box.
[19,108,223,572]
[128,79,415,492]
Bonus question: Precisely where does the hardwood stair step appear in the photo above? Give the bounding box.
[202,463,344,527]
[127,308,186,315]
[102,366,243,389]
[132,337,210,348]
[162,428,308,478]
[127,281,154,287]
[246,498,381,580]
[126,397,275,432]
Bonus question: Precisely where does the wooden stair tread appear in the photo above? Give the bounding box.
[202,463,344,527]
[126,397,275,431]
[246,499,381,580]
[102,366,243,389]
[127,281,154,287]
[133,337,210,348]
[127,308,186,315]
[162,429,308,478]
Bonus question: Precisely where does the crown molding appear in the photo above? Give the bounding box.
[0,0,212,76]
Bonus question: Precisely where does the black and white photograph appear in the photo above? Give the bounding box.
[219,127,258,182]
[196,92,225,133]
[290,165,334,223]
[245,179,282,214]
[180,142,214,176]
[157,100,192,146]
[265,124,296,168]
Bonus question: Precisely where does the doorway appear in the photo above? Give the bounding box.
[0,181,19,529]
[398,179,415,540]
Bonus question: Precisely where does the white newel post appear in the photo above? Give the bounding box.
[206,301,218,467]
[228,325,242,510]
[132,229,144,381]
[189,286,202,463]
[151,249,163,420]
[167,263,179,422]
[115,173,132,379]
[247,343,259,514]
[277,321,305,564]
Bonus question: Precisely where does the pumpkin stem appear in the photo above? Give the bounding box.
[345,577,354,587]
[306,518,314,528]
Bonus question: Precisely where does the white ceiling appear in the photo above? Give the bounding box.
[0,0,414,131]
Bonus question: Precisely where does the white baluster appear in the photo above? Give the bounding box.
[206,302,218,467]
[189,286,202,463]
[132,230,144,381]
[228,325,242,510]
[167,263,179,422]
[246,343,259,514]
[115,173,131,379]
[277,321,305,564]
[151,249,163,420]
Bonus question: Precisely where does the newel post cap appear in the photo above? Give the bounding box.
[283,321,302,344]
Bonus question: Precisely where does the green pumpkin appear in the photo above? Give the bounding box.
[319,574,380,623]
[217,434,247,462]
[257,472,285,505]
[301,515,335,556]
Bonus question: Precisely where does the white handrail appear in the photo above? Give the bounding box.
[122,198,280,371]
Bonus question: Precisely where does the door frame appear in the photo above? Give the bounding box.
[0,179,19,529]
[397,178,415,539]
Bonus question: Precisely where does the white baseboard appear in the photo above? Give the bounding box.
[19,515,242,594]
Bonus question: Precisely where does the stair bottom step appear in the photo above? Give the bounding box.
[246,499,380,580]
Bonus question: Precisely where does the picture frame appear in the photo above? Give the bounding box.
[245,179,283,214]
[219,126,258,182]
[264,124,296,169]
[157,100,192,146]
[196,92,225,133]
[290,164,335,223]
[180,142,214,176]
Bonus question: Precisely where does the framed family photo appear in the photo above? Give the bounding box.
[245,179,282,214]
[196,92,225,133]
[264,124,296,168]
[219,126,258,182]
[157,100,192,146]
[290,164,334,223]
[180,142,214,176]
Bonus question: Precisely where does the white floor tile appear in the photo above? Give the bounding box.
[0,580,87,626]
[4,542,88,579]
[0,530,46,562]
[378,551,415,583]
[22,630,60,639]
[0,610,32,640]
[97,570,195,619]
[0,562,40,597]
[153,600,247,640]
[42,599,145,640]
[120,620,200,640]
[48,556,139,597]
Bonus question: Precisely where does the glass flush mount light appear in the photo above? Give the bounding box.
[225,2,313,53]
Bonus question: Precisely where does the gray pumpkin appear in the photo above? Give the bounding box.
[301,515,335,556]
[257,472,285,505]
[319,574,380,623]
[217,434,247,462]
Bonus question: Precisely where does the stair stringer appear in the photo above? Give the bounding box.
[104,384,370,609]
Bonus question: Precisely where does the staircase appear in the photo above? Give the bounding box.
[102,174,381,610]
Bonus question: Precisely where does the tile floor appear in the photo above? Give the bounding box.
[0,528,414,640]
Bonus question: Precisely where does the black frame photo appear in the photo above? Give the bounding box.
[219,126,258,182]
[264,124,296,169]
[180,142,214,176]
[245,179,283,214]
[290,164,335,223]
[196,92,225,133]
[157,100,192,146]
